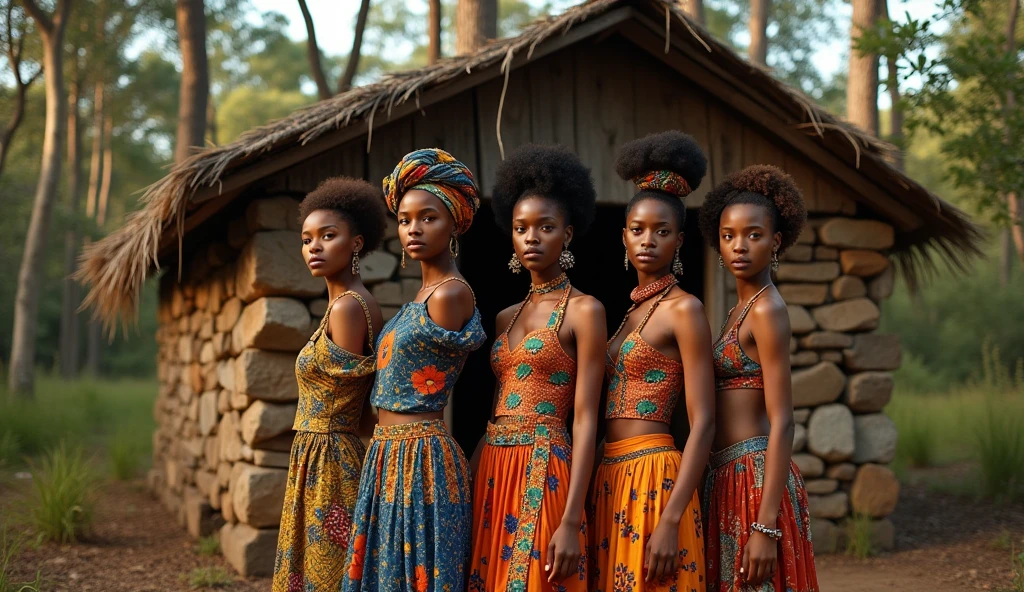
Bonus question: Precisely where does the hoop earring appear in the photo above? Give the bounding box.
[719,255,724,268]
[508,253,523,274]
[558,244,575,270]
[352,251,360,275]
[449,236,460,260]
[401,249,407,268]
[771,249,780,273]
[624,249,629,270]
[672,248,684,275]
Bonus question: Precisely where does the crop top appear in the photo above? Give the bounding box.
[712,284,769,391]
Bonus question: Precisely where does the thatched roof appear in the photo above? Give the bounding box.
[78,0,982,330]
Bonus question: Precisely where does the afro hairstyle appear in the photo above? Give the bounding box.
[614,130,708,230]
[697,164,807,254]
[298,176,387,255]
[491,144,597,235]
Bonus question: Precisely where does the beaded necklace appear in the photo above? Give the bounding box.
[629,274,678,304]
[531,273,570,295]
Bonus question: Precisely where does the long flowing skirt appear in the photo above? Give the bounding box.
[342,419,473,592]
[702,436,819,592]
[469,417,588,592]
[272,430,366,592]
[588,433,705,592]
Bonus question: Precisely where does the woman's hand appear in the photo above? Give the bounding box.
[740,530,778,586]
[644,517,680,583]
[545,520,582,583]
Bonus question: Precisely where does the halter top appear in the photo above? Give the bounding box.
[491,281,576,420]
[294,291,377,433]
[371,277,486,413]
[713,285,770,391]
[605,284,684,424]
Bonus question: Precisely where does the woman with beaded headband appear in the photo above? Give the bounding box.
[342,148,487,592]
[697,165,818,592]
[273,178,387,592]
[467,144,605,592]
[587,131,716,592]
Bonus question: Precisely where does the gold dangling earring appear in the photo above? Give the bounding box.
[401,249,407,268]
[508,253,522,274]
[624,249,629,270]
[672,248,684,275]
[558,244,575,270]
[772,249,780,273]
[351,251,360,275]
[449,236,460,260]
[719,254,724,268]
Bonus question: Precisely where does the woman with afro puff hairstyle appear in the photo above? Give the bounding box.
[468,144,605,592]
[698,165,819,592]
[273,177,387,592]
[588,131,715,592]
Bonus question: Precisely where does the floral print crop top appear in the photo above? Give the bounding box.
[713,285,769,390]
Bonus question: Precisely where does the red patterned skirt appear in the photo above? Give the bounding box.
[702,436,818,592]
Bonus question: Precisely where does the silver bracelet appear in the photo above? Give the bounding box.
[750,522,782,541]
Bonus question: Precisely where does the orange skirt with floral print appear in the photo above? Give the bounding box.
[469,417,588,592]
[588,434,705,592]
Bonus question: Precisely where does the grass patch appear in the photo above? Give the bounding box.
[1011,547,1024,592]
[29,443,97,544]
[974,402,1024,502]
[844,513,875,559]
[0,433,20,470]
[1,522,41,592]
[185,566,233,589]
[108,430,142,481]
[196,535,220,557]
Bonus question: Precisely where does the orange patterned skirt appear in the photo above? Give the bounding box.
[702,436,818,592]
[469,417,588,592]
[588,433,705,592]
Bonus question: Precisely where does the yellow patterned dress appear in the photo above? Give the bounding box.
[272,292,377,592]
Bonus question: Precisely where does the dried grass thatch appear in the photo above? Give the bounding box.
[78,0,982,330]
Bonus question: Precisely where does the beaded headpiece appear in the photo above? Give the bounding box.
[632,170,692,198]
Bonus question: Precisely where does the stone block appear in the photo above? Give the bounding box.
[218,411,244,463]
[868,265,895,302]
[221,491,236,523]
[826,462,857,480]
[796,225,816,245]
[840,249,890,277]
[792,362,846,407]
[360,250,398,284]
[308,298,328,317]
[850,463,900,518]
[220,522,278,577]
[371,281,404,306]
[199,391,219,437]
[253,449,291,469]
[232,297,312,353]
[240,400,296,445]
[799,331,853,350]
[776,262,841,283]
[811,519,839,554]
[252,432,295,452]
[184,486,216,537]
[794,408,811,424]
[216,297,243,333]
[235,349,300,402]
[805,478,839,495]
[818,218,895,250]
[786,305,817,335]
[230,462,287,528]
[831,276,867,301]
[820,350,843,363]
[235,231,324,303]
[808,491,849,519]
[812,298,880,332]
[814,246,838,260]
[246,197,299,234]
[217,389,231,414]
[807,404,855,462]
[781,244,813,262]
[843,333,901,371]
[870,518,895,551]
[398,256,421,278]
[793,424,807,452]
[792,453,825,478]
[791,350,819,367]
[844,372,894,412]
[779,283,829,306]
[853,413,898,464]
[231,391,253,410]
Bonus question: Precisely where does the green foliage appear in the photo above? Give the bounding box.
[196,535,221,557]
[888,391,936,468]
[0,522,41,592]
[1012,546,1024,592]
[973,394,1024,501]
[108,429,141,481]
[185,566,233,589]
[216,87,314,145]
[844,513,876,559]
[29,443,96,544]
[0,433,20,469]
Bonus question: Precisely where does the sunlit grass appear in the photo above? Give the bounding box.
[29,443,97,545]
[0,521,41,592]
[196,535,220,557]
[844,513,876,559]
[185,566,233,589]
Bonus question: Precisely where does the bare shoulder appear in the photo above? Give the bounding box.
[495,302,520,331]
[567,291,606,322]
[748,289,790,333]
[668,289,706,319]
[327,294,370,343]
[428,279,476,311]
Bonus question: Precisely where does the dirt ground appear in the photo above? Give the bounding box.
[5,472,1023,591]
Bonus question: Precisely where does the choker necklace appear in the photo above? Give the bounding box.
[630,274,677,303]
[532,273,570,295]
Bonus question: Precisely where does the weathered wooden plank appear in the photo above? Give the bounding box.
[413,91,479,178]
[528,48,576,148]
[367,117,414,190]
[783,154,819,208]
[476,68,532,196]
[280,139,367,193]
[813,172,859,215]
[742,126,786,168]
[574,37,637,205]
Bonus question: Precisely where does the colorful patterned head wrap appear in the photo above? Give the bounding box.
[632,170,692,198]
[382,148,480,235]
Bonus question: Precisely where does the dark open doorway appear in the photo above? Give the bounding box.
[453,202,704,454]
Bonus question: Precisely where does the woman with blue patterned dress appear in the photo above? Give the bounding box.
[272,178,387,592]
[342,148,486,592]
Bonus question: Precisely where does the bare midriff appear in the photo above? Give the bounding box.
[714,388,770,450]
[605,418,672,443]
[376,409,446,426]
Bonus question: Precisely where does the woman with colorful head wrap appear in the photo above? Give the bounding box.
[588,131,716,592]
[343,148,486,592]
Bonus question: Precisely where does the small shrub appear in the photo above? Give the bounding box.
[0,432,20,468]
[186,566,233,589]
[893,407,935,468]
[973,397,1024,502]
[0,522,42,592]
[1012,546,1024,592]
[108,431,140,481]
[29,443,96,544]
[196,535,220,557]
[844,513,875,559]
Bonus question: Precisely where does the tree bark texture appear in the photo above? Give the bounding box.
[338,0,370,93]
[97,112,113,227]
[848,0,879,136]
[297,0,331,100]
[748,0,770,65]
[456,0,497,54]
[174,0,208,165]
[86,80,103,219]
[8,0,72,399]
[1005,0,1022,266]
[60,63,83,379]
[428,0,441,64]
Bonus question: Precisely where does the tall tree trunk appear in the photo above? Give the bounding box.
[848,0,880,135]
[60,63,83,379]
[456,0,497,54]
[86,80,103,219]
[881,0,903,170]
[1005,0,1022,267]
[681,0,704,24]
[97,112,113,228]
[9,0,72,399]
[0,2,41,180]
[296,0,331,100]
[1001,228,1014,286]
[84,236,101,377]
[428,0,441,64]
[174,0,208,165]
[748,0,770,65]
[338,0,370,93]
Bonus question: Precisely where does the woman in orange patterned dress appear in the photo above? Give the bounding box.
[273,178,387,592]
[697,165,818,592]
[589,131,716,592]
[469,144,605,592]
